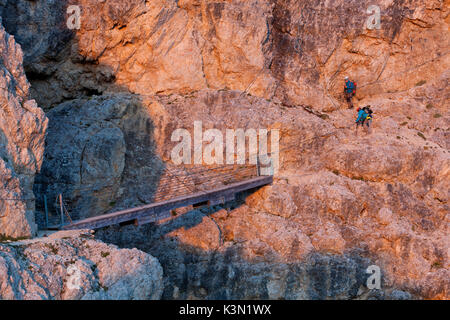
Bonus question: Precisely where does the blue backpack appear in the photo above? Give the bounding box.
[356,109,367,123]
[345,80,355,93]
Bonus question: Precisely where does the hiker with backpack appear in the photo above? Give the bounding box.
[344,76,357,109]
[365,106,373,133]
[355,106,373,135]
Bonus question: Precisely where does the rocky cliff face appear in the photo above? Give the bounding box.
[0,16,163,300]
[33,94,164,222]
[0,0,448,299]
[0,20,47,238]
[96,84,449,299]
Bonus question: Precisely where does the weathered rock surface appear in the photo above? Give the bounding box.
[0,0,448,300]
[1,0,448,111]
[99,221,378,300]
[0,229,163,299]
[0,20,47,238]
[95,83,448,299]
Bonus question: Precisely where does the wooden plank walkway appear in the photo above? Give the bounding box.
[62,175,273,230]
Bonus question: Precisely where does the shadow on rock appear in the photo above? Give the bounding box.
[33,92,166,225]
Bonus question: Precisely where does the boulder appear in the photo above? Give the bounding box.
[0,20,47,238]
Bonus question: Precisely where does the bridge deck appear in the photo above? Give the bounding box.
[62,175,273,230]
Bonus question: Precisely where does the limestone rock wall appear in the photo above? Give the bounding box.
[0,20,47,238]
[0,230,163,299]
[95,84,449,299]
[33,94,165,222]
[0,0,448,111]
